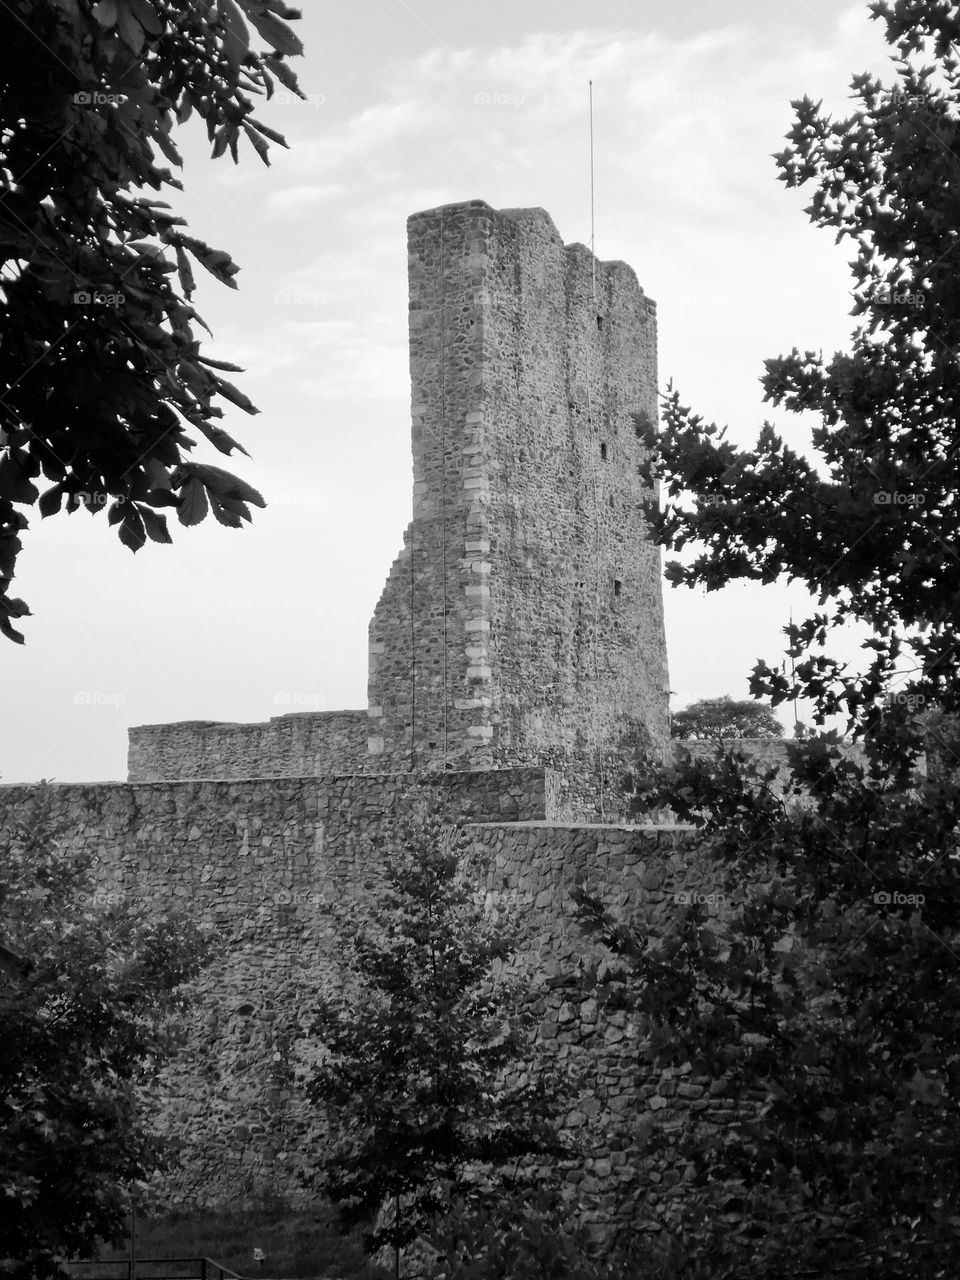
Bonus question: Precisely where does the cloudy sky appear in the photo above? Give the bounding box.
[3,0,900,783]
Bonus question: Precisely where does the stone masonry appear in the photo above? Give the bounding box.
[0,200,699,1232]
[129,200,670,821]
[1,775,751,1237]
[368,201,669,815]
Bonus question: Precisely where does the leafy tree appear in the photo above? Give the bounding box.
[423,1186,667,1280]
[587,1,960,1273]
[671,695,783,741]
[0,0,306,642]
[302,809,572,1280]
[579,726,960,1278]
[636,0,960,733]
[0,785,208,1278]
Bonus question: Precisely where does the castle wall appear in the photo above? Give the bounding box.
[368,201,669,817]
[0,778,761,1237]
[0,771,549,1204]
[127,711,370,782]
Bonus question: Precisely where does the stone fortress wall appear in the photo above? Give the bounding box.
[367,202,669,814]
[0,201,747,1231]
[127,712,370,782]
[0,774,754,1236]
[128,200,670,821]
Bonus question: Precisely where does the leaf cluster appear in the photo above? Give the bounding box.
[637,0,960,732]
[671,695,784,741]
[301,808,572,1263]
[580,722,960,1277]
[0,0,305,639]
[0,784,209,1277]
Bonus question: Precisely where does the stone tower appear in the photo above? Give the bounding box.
[367,200,669,817]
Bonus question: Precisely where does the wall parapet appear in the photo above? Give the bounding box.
[127,711,370,782]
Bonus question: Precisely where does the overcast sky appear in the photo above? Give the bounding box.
[2,0,899,783]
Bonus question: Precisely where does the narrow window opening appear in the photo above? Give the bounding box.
[608,494,614,509]
[600,442,607,461]
[613,579,622,597]
[597,315,604,331]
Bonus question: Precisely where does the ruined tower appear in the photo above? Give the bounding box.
[126,198,669,820]
[367,200,669,816]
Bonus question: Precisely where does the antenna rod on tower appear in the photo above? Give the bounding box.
[589,79,596,302]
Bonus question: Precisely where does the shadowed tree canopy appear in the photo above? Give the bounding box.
[671,695,784,741]
[302,810,571,1278]
[0,786,209,1278]
[636,0,960,735]
[601,3,960,1273]
[0,0,306,642]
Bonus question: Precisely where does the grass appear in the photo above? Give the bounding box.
[90,1200,390,1280]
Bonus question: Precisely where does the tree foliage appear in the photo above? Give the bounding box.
[586,2,960,1274]
[0,0,306,641]
[302,809,572,1279]
[423,1187,663,1280]
[636,0,960,733]
[671,695,784,741]
[580,719,960,1278]
[0,786,208,1278]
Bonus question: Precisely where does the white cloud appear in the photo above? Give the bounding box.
[266,182,345,212]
